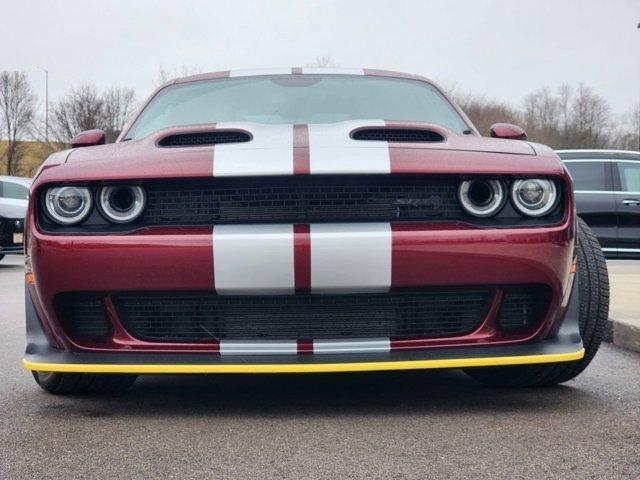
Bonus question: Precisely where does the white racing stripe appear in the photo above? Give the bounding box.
[308,119,390,174]
[220,340,298,355]
[301,68,365,75]
[229,68,292,77]
[213,123,293,176]
[213,225,295,295]
[313,338,391,354]
[310,223,392,293]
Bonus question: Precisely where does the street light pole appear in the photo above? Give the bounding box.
[33,66,49,142]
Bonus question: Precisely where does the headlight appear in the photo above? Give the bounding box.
[44,186,93,225]
[458,179,506,217]
[98,185,146,223]
[511,179,559,217]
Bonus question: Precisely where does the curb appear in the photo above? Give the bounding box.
[604,317,640,354]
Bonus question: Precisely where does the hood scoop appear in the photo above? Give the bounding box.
[157,130,252,147]
[351,128,445,143]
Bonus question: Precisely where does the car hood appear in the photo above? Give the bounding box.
[46,121,563,183]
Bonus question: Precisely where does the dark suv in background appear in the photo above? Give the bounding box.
[558,150,640,258]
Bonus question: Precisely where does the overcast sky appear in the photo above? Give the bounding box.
[5,0,639,119]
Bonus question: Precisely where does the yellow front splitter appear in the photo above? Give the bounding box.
[22,349,584,375]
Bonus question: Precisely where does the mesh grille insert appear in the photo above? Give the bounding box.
[498,292,538,330]
[352,128,445,142]
[117,290,491,342]
[61,299,110,340]
[157,131,251,147]
[142,175,462,225]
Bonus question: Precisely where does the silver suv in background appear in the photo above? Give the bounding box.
[558,150,640,259]
[0,176,31,261]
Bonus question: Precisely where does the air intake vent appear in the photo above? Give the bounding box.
[352,128,445,142]
[157,131,251,147]
[117,289,491,342]
[498,292,537,330]
[59,298,110,340]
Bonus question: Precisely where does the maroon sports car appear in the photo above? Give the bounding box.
[23,68,609,394]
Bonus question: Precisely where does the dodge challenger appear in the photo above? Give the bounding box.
[23,68,609,394]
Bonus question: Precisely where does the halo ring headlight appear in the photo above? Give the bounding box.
[511,179,559,217]
[44,186,93,225]
[458,179,506,217]
[98,185,146,223]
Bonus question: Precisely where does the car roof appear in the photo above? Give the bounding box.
[555,149,640,160]
[171,68,435,85]
[0,175,32,186]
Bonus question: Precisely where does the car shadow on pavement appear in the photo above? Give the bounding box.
[33,369,598,418]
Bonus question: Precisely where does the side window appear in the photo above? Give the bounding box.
[1,182,29,200]
[617,162,640,192]
[564,161,608,191]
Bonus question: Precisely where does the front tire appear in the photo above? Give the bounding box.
[464,218,609,387]
[32,371,137,394]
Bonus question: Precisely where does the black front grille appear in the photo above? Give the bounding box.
[142,175,462,225]
[117,290,491,342]
[158,131,251,147]
[498,292,538,330]
[0,218,23,248]
[60,298,110,340]
[352,128,445,142]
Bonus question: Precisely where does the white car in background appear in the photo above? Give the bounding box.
[0,176,32,261]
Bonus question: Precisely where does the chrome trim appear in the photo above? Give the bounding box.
[44,186,93,225]
[563,159,640,164]
[510,179,559,217]
[575,190,640,195]
[557,149,640,155]
[98,186,146,224]
[457,179,505,218]
[602,248,640,253]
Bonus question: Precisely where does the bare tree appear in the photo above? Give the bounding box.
[51,84,137,144]
[102,87,137,142]
[567,84,611,148]
[51,84,104,143]
[0,71,36,175]
[156,65,203,86]
[521,84,613,149]
[613,102,640,151]
[305,56,339,68]
[454,92,520,136]
[522,86,562,146]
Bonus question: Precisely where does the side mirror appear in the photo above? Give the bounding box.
[489,123,527,140]
[71,129,106,148]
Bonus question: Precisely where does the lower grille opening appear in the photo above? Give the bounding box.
[116,290,492,343]
[498,292,539,330]
[58,298,110,341]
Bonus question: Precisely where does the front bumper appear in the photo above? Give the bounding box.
[24,219,582,374]
[23,275,584,373]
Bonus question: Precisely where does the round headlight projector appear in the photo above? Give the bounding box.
[98,186,146,223]
[458,179,505,217]
[44,186,93,225]
[511,179,558,217]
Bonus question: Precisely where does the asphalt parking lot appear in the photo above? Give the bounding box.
[0,255,639,479]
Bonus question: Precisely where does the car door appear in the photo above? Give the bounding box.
[0,180,29,219]
[613,160,640,257]
[562,160,617,250]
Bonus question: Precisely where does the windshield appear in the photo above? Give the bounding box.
[125,75,470,140]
